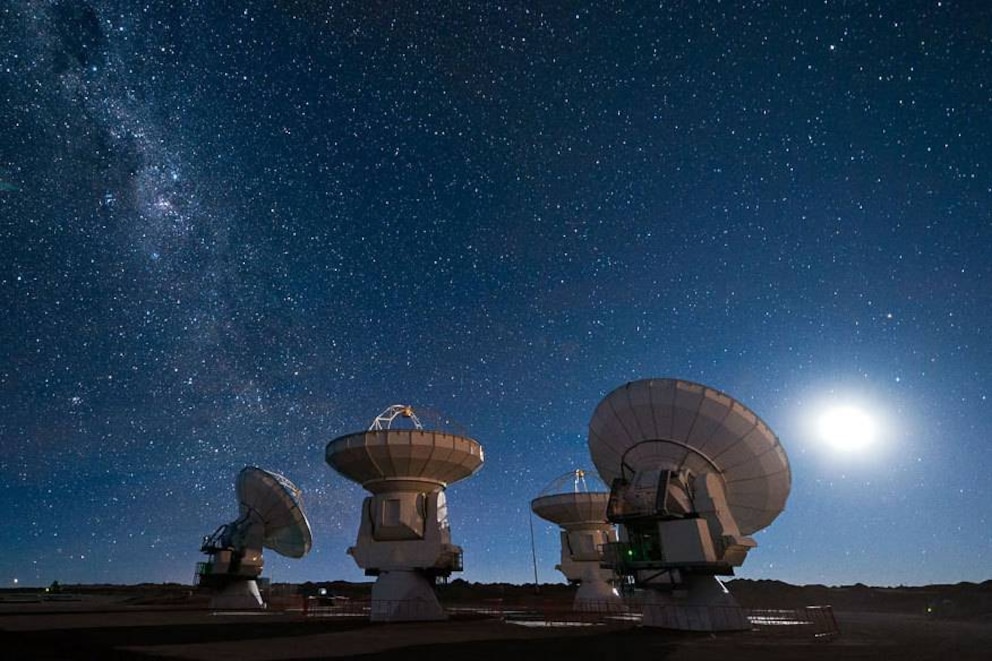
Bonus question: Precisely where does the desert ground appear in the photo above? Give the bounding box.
[2,580,990,660]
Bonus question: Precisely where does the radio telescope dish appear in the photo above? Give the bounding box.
[589,378,791,631]
[237,467,313,558]
[531,470,623,611]
[589,378,790,535]
[327,428,483,493]
[327,405,484,622]
[196,466,313,610]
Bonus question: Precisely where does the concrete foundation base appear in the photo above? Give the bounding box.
[575,578,624,612]
[370,570,445,622]
[209,580,264,610]
[641,576,749,631]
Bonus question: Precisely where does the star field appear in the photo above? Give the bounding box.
[1,1,990,588]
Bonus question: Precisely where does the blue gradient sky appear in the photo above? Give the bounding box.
[1,1,990,588]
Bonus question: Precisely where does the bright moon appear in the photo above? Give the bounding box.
[818,405,876,452]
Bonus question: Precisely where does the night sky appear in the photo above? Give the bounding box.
[2,2,990,589]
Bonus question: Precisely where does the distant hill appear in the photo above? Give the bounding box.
[727,578,992,618]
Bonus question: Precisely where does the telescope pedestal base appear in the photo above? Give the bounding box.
[370,570,445,622]
[209,579,264,610]
[641,576,749,631]
[575,578,624,612]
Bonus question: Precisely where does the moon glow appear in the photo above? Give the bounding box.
[817,405,877,452]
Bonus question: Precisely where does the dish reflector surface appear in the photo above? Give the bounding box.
[237,467,313,558]
[588,378,790,535]
[531,492,611,526]
[327,429,484,490]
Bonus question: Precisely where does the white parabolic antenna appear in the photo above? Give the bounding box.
[196,467,313,610]
[326,405,484,622]
[530,470,623,611]
[237,467,312,558]
[327,428,483,493]
[590,378,790,534]
[589,378,790,631]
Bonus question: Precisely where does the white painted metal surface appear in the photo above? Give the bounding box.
[588,378,790,535]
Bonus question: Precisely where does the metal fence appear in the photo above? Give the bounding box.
[746,605,840,639]
[299,596,839,639]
